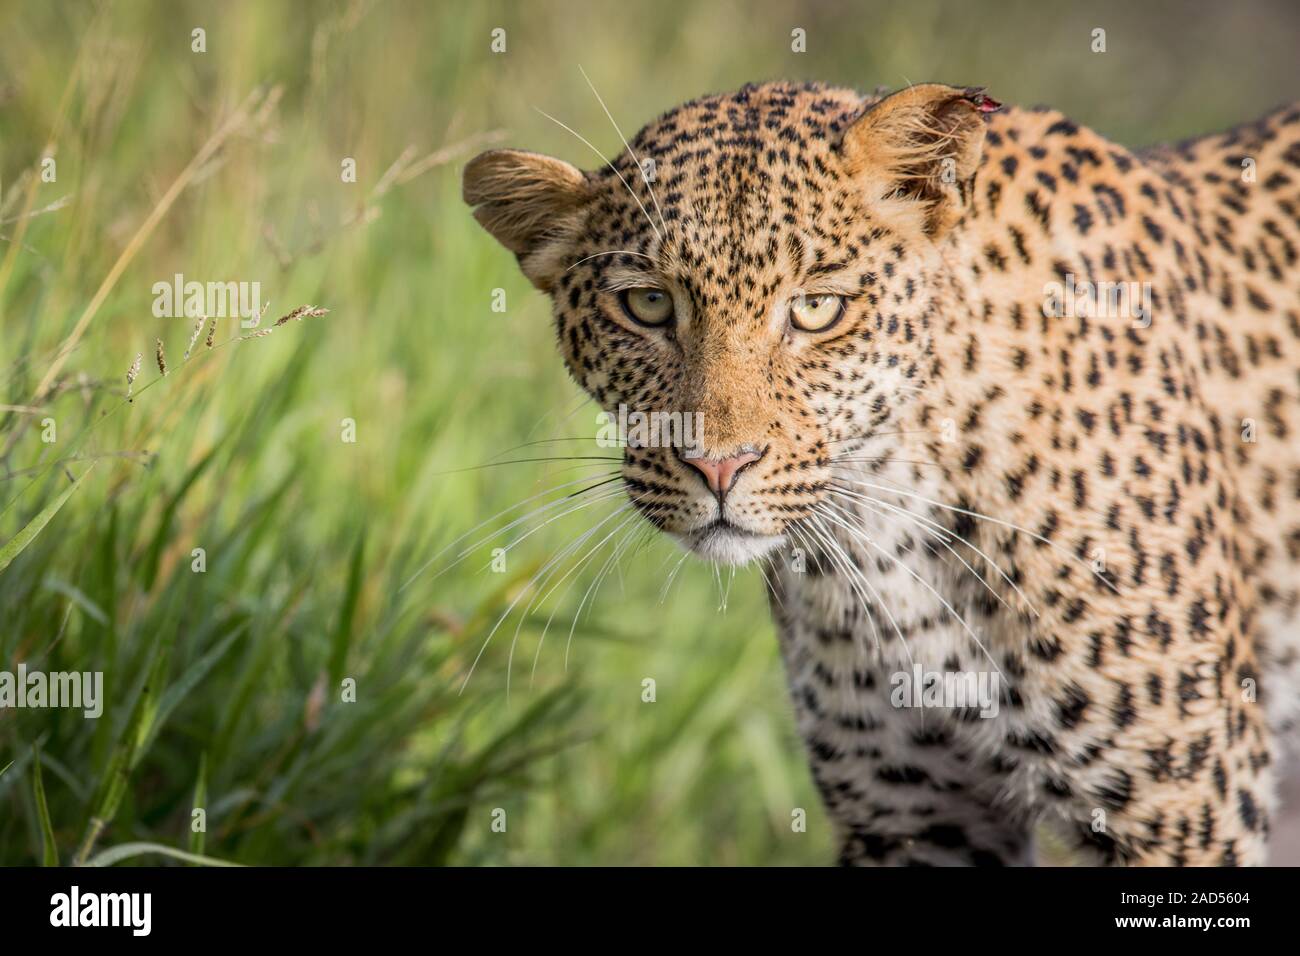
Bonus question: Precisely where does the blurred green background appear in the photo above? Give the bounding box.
[1,0,1297,866]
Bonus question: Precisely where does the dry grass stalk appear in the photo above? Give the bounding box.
[121,302,326,409]
[261,224,293,269]
[340,129,508,229]
[30,85,281,402]
[0,193,73,226]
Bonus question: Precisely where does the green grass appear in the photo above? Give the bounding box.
[2,0,1296,866]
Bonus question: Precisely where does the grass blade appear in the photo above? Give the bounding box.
[329,532,365,687]
[32,747,59,866]
[140,624,247,756]
[189,753,208,859]
[0,463,95,576]
[139,443,223,590]
[87,841,241,868]
[74,638,171,865]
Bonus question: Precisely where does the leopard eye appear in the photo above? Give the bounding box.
[789,293,846,332]
[619,287,674,327]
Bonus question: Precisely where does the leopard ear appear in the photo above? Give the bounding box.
[842,84,999,239]
[463,149,591,291]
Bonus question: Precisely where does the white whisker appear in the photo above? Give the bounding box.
[814,503,1004,679]
[829,478,1039,618]
[834,473,1119,594]
[399,471,621,591]
[566,249,656,271]
[534,106,664,245]
[658,549,692,604]
[470,486,626,574]
[826,492,1009,618]
[578,64,670,238]
[803,515,895,663]
[563,505,663,671]
[460,503,631,695]
[509,508,643,696]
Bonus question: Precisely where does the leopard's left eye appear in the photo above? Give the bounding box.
[789,293,846,332]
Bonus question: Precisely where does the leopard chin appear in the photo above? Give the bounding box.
[673,521,786,567]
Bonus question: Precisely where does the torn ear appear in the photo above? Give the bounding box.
[462,149,590,290]
[842,84,1000,239]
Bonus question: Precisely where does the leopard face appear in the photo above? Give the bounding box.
[464,82,993,564]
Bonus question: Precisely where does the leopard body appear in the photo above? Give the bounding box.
[464,81,1300,865]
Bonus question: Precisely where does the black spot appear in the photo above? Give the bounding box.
[1056,683,1090,729]
[1096,770,1133,811]
[1044,775,1073,798]
[1072,203,1094,235]
[1238,789,1260,832]
[917,824,968,849]
[1113,683,1136,728]
[878,765,930,785]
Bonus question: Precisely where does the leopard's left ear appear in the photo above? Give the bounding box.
[842,84,1000,239]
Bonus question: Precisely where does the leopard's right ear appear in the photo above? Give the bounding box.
[463,149,590,291]
[842,84,999,240]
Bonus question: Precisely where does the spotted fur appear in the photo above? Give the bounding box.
[464,81,1300,865]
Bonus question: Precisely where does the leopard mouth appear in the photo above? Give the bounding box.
[677,517,785,566]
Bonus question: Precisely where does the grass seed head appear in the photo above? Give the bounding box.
[184,314,205,360]
[274,304,329,327]
[125,352,143,399]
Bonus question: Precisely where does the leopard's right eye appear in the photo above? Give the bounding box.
[789,293,846,333]
[619,288,675,327]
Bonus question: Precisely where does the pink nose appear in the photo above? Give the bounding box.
[679,447,764,500]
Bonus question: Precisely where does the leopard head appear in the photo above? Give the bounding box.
[464,82,995,565]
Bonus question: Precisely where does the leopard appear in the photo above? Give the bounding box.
[462,80,1300,865]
